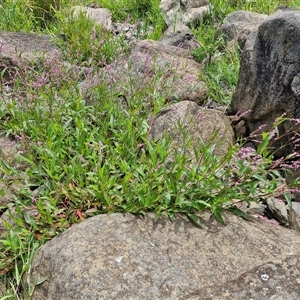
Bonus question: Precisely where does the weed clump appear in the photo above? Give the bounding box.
[1,0,300,298]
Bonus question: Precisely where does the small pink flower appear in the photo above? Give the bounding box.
[237,147,256,159]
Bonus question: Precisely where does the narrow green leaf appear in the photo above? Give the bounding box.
[0,295,14,299]
[284,193,292,207]
[23,212,38,230]
[187,214,203,228]
[257,132,271,155]
[167,211,175,221]
[252,174,268,182]
[212,208,225,225]
[194,200,212,207]
[35,276,48,285]
[0,189,5,197]
[226,207,253,222]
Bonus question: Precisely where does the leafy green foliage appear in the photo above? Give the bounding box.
[0,0,37,32]
[31,0,62,26]
[1,0,300,299]
[54,11,125,67]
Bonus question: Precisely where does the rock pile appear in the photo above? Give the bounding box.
[1,2,300,299]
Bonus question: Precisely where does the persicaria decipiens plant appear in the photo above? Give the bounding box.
[233,113,300,204]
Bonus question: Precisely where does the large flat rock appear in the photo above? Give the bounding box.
[0,32,59,62]
[0,31,60,84]
[29,212,300,299]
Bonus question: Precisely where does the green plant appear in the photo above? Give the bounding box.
[1,0,300,299]
[0,209,42,299]
[31,0,62,27]
[0,0,36,32]
[54,10,125,67]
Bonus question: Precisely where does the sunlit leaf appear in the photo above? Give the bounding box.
[212,208,225,225]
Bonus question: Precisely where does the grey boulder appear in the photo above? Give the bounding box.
[160,0,211,26]
[71,6,112,30]
[229,10,300,157]
[0,32,60,81]
[80,40,208,105]
[221,10,267,49]
[148,100,234,160]
[29,212,300,299]
[159,23,200,50]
